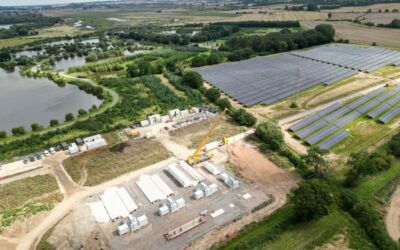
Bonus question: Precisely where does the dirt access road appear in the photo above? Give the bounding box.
[385,188,400,242]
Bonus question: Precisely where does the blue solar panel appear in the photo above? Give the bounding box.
[379,107,400,123]
[305,124,339,145]
[318,130,349,150]
[289,114,320,132]
[296,120,329,139]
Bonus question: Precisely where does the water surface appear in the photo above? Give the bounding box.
[0,68,102,134]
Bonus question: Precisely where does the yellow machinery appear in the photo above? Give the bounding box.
[187,108,227,165]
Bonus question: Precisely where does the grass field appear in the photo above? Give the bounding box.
[264,212,374,250]
[0,175,59,210]
[63,139,170,186]
[302,20,400,48]
[373,65,400,78]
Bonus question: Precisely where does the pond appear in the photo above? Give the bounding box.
[0,24,12,30]
[54,56,87,71]
[45,38,99,46]
[0,68,102,134]
[14,50,46,58]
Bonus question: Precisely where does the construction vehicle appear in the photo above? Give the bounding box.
[130,130,140,138]
[187,108,227,165]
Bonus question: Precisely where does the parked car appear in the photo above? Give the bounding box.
[36,153,43,160]
[23,159,29,164]
[29,155,36,162]
[44,150,50,157]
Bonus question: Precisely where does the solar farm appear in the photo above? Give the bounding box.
[291,43,400,72]
[194,53,356,106]
[194,44,400,107]
[289,85,400,150]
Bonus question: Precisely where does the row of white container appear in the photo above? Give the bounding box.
[202,161,240,190]
[69,134,107,155]
[140,108,195,127]
[167,160,205,188]
[118,214,149,236]
[136,174,175,203]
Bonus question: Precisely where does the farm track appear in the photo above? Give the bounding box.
[0,73,119,145]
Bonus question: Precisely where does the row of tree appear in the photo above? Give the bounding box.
[222,24,335,61]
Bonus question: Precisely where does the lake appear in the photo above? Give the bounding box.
[45,38,99,46]
[54,56,87,71]
[0,68,102,134]
[0,24,12,30]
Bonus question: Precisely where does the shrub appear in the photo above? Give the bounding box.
[389,133,400,157]
[31,123,43,132]
[0,131,7,138]
[216,98,232,110]
[205,88,221,102]
[255,121,284,151]
[11,127,26,136]
[231,108,256,127]
[78,109,87,116]
[182,71,203,89]
[49,119,59,126]
[65,113,74,122]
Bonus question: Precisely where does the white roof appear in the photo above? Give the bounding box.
[179,160,204,182]
[84,134,103,143]
[89,201,110,223]
[116,187,138,212]
[100,187,129,220]
[211,208,225,218]
[151,174,174,197]
[203,162,221,175]
[136,175,166,203]
[167,164,195,188]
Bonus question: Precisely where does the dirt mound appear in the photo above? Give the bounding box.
[228,142,299,194]
[110,142,130,153]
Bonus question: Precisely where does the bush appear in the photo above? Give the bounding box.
[31,123,43,132]
[255,121,284,151]
[65,113,74,122]
[11,127,26,136]
[78,109,87,116]
[216,98,232,110]
[191,55,208,67]
[0,131,7,138]
[205,88,221,102]
[292,179,340,222]
[182,71,203,89]
[49,119,59,126]
[389,133,400,157]
[231,108,256,127]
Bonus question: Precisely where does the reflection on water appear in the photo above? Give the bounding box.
[54,57,87,71]
[0,68,102,133]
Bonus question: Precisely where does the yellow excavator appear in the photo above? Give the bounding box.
[187,108,228,165]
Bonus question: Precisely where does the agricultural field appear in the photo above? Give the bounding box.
[302,20,400,48]
[63,139,170,186]
[320,3,400,13]
[359,12,400,25]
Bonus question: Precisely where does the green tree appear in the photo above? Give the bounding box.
[191,55,208,67]
[0,131,6,138]
[31,123,43,132]
[255,121,284,151]
[182,71,203,89]
[207,53,223,65]
[78,109,87,116]
[231,108,257,127]
[304,148,329,177]
[216,98,232,110]
[315,24,335,41]
[49,119,59,126]
[65,113,74,122]
[11,126,26,136]
[205,88,221,102]
[292,179,340,222]
[389,133,400,157]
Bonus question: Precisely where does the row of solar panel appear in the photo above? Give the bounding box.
[293,87,392,146]
[292,44,400,72]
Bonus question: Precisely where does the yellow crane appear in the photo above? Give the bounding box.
[187,108,228,165]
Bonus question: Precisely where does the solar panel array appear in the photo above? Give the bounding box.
[318,130,349,150]
[292,43,400,72]
[289,102,341,132]
[292,86,400,150]
[379,107,400,124]
[194,54,356,106]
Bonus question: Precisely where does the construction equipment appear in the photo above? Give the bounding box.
[187,108,227,165]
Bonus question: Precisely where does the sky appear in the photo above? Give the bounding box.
[0,0,112,6]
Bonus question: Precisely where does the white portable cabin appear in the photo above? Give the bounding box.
[148,114,161,124]
[68,143,79,155]
[137,215,149,227]
[118,224,130,236]
[180,109,190,117]
[140,120,149,127]
[179,160,204,183]
[204,141,219,152]
[176,198,185,209]
[84,134,107,150]
[167,164,194,188]
[159,205,169,216]
[168,109,181,118]
[203,162,221,176]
